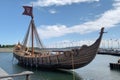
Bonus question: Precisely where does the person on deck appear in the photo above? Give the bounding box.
[15,42,21,50]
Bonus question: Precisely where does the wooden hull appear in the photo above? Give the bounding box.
[13,36,100,69]
[13,28,104,69]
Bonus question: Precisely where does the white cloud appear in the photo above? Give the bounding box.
[49,9,57,14]
[37,0,120,39]
[113,0,120,7]
[31,0,99,7]
[38,25,68,38]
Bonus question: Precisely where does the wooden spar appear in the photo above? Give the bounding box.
[31,19,34,56]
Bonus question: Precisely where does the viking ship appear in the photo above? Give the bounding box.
[13,6,104,69]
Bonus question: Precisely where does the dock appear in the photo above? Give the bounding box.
[110,63,120,70]
[0,67,33,80]
[0,67,13,80]
[98,49,120,56]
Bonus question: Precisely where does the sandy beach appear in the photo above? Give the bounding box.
[0,48,13,53]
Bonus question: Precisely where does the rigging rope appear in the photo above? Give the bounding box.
[21,19,46,54]
[71,51,76,80]
[22,20,31,47]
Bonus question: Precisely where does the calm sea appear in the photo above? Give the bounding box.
[0,53,120,80]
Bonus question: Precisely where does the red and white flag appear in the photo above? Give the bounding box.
[23,6,33,18]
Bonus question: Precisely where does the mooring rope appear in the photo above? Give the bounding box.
[71,51,76,80]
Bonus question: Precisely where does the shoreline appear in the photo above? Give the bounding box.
[1,48,120,56]
[0,48,13,53]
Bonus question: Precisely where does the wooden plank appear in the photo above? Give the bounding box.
[0,70,33,80]
[0,67,13,80]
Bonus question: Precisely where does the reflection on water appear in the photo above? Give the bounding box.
[0,53,120,80]
[12,64,83,80]
[10,64,83,80]
[31,69,82,80]
[0,53,82,80]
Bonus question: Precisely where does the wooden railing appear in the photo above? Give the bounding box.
[0,71,33,80]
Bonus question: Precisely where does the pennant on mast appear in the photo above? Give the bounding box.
[23,6,33,19]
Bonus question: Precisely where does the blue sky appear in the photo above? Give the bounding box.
[0,0,120,48]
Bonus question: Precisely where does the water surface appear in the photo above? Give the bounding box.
[0,53,120,80]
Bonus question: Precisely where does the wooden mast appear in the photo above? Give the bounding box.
[31,19,34,56]
[31,4,34,56]
[22,6,44,56]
